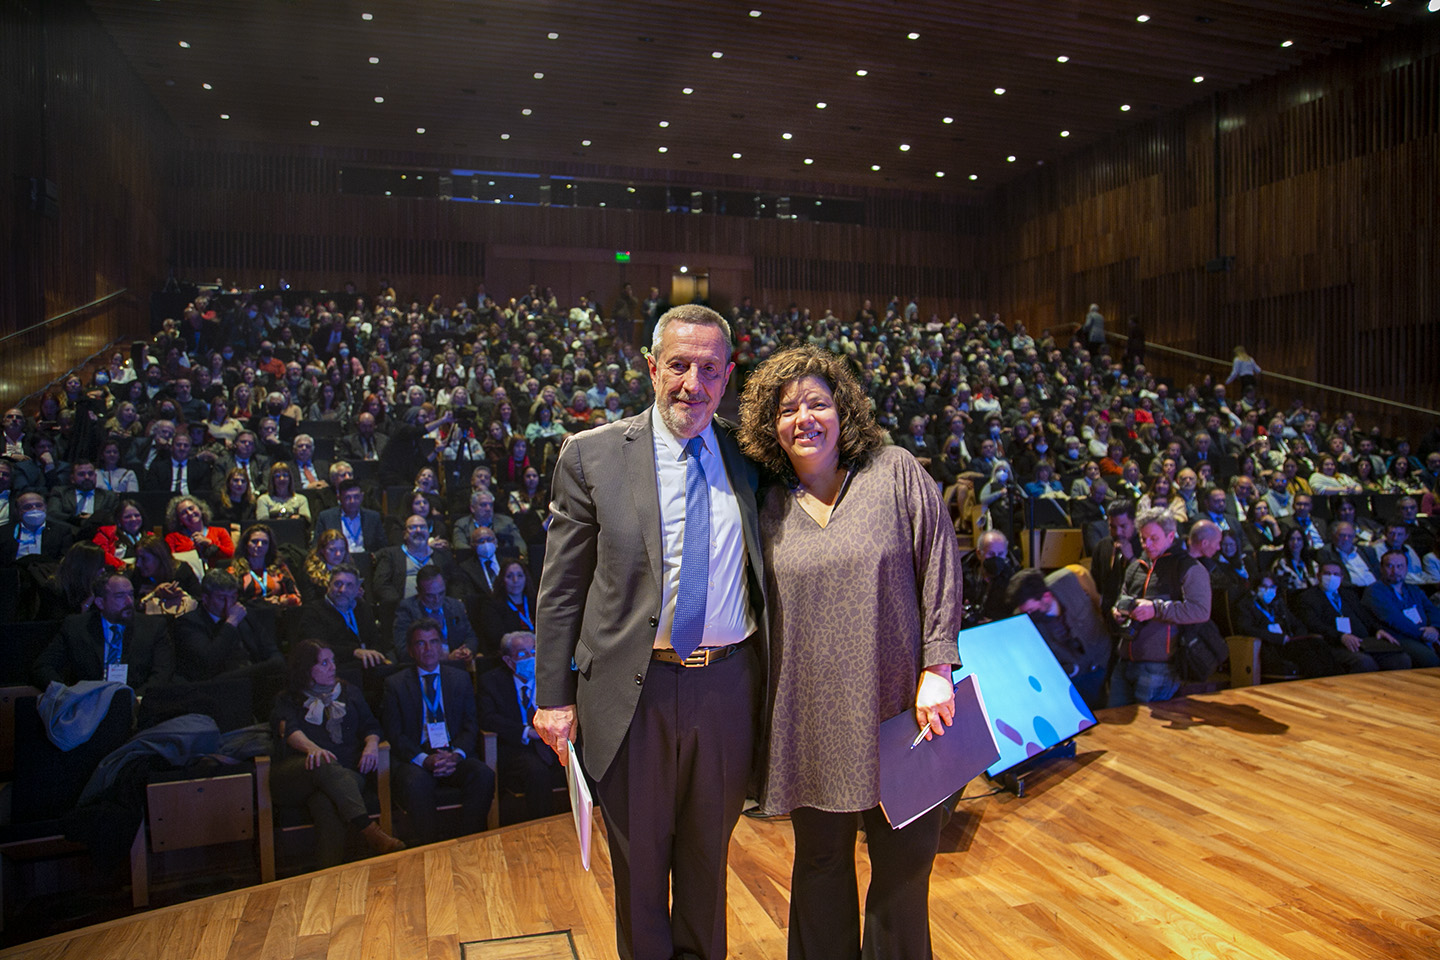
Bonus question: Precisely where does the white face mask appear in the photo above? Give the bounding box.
[1319,573,1342,594]
[21,509,46,530]
[475,541,497,561]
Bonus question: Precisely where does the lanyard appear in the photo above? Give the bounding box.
[421,672,445,722]
[1254,600,1275,623]
[508,595,533,630]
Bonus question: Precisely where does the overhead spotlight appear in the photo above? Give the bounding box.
[202,82,212,90]
[416,127,425,134]
[870,164,881,170]
[712,51,724,58]
[374,96,384,103]
[782,132,792,139]
[935,171,945,177]
[899,143,910,151]
[1007,155,1016,162]
[732,152,742,158]
[907,32,920,40]
[969,174,978,180]
[816,101,827,108]
[682,86,694,94]
[1060,129,1070,137]
[581,139,591,145]
[993,87,1006,95]
[547,32,559,39]
[658,120,669,127]
[533,72,544,79]
[361,13,373,21]
[804,157,814,164]
[1281,40,1294,47]
[1136,14,1150,22]
[856,69,868,76]
[220,113,230,120]
[1194,75,1205,83]
[749,9,762,16]
[1429,0,1439,11]
[522,108,532,115]
[369,56,380,64]
[658,146,668,153]
[178,40,190,48]
[1120,104,1131,111]
[1056,55,1070,63]
[942,116,954,124]
[500,133,510,139]
[309,119,320,126]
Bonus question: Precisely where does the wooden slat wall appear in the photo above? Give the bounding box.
[166,142,983,321]
[0,0,172,406]
[984,19,1440,433]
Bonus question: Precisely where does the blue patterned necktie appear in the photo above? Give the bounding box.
[103,623,123,665]
[670,436,710,659]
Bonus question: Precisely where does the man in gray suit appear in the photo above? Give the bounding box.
[1006,567,1112,710]
[534,304,767,960]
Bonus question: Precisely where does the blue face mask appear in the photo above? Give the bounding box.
[513,656,536,683]
[1258,587,1277,605]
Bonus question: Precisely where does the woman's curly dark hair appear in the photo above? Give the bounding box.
[738,344,887,482]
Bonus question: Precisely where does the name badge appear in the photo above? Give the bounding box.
[105,663,129,685]
[1267,623,1283,634]
[1404,606,1423,624]
[1335,617,1351,633]
[426,722,450,750]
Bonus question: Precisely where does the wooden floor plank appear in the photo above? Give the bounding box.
[4,670,1438,960]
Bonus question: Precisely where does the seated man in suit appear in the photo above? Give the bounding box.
[894,415,935,466]
[336,412,388,464]
[1069,481,1112,556]
[1292,560,1411,673]
[1282,494,1328,553]
[297,563,389,687]
[373,515,457,605]
[0,491,75,566]
[33,570,173,695]
[451,489,526,561]
[381,619,494,845]
[173,569,284,685]
[215,430,271,494]
[143,432,213,498]
[391,564,479,663]
[46,459,118,537]
[478,629,567,824]
[125,418,176,474]
[1316,521,1380,593]
[1361,551,1440,668]
[1368,520,1439,589]
[313,479,386,555]
[1005,569,1112,710]
[291,434,329,492]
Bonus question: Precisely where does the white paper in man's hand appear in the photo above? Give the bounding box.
[566,740,593,870]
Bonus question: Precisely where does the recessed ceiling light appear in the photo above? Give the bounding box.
[220,113,230,120]
[627,186,636,193]
[732,152,742,159]
[368,56,380,64]
[533,72,544,79]
[1060,129,1070,137]
[993,87,1006,95]
[871,164,881,171]
[310,119,320,126]
[816,101,827,108]
[1121,104,1131,111]
[899,144,910,151]
[581,139,591,146]
[907,32,920,40]
[1056,55,1070,63]
[1007,155,1016,162]
[682,86,694,94]
[942,116,954,124]
[501,133,510,139]
[781,132,792,140]
[804,158,814,164]
[856,69,869,77]
[385,191,392,196]
[935,171,945,178]
[598,202,606,207]
[1136,14,1150,23]
[547,32,559,40]
[374,96,384,103]
[522,108,533,116]
[361,13,373,21]
[202,82,212,90]
[401,175,407,180]
[1194,75,1205,83]
[1281,39,1294,47]
[178,40,190,48]
[712,51,724,59]
[416,127,425,134]
[658,120,669,127]
[749,9,762,16]
[658,146,668,153]
[969,174,978,180]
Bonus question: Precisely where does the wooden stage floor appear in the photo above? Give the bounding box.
[4,669,1438,960]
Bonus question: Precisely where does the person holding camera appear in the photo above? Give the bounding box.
[1109,507,1212,706]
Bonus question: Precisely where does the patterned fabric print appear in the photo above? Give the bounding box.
[759,445,962,816]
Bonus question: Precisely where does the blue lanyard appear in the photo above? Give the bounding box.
[421,673,445,722]
[1254,600,1275,623]
[508,595,533,629]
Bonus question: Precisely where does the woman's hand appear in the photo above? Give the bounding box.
[915,665,956,740]
[358,739,380,774]
[305,746,338,770]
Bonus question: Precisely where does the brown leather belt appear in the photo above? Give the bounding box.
[651,639,749,668]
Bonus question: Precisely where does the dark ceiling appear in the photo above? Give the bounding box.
[84,0,1425,195]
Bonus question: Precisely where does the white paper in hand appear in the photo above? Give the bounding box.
[566,739,593,871]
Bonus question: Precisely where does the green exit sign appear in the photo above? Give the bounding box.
[615,251,631,262]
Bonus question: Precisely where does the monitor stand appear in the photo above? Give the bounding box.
[992,739,1077,797]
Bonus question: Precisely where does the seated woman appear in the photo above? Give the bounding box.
[103,401,143,441]
[482,559,536,654]
[255,461,312,525]
[497,435,531,487]
[1381,456,1428,496]
[129,533,201,615]
[164,495,236,568]
[1351,456,1383,494]
[1271,526,1320,593]
[214,467,258,529]
[268,640,404,868]
[1023,459,1067,499]
[975,459,1015,532]
[39,542,108,620]
[412,465,443,501]
[305,382,347,423]
[96,439,138,493]
[1113,458,1146,501]
[1309,455,1362,497]
[506,466,548,543]
[1242,499,1286,568]
[1137,474,1184,522]
[233,523,303,606]
[205,395,245,448]
[299,528,350,604]
[93,497,149,568]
